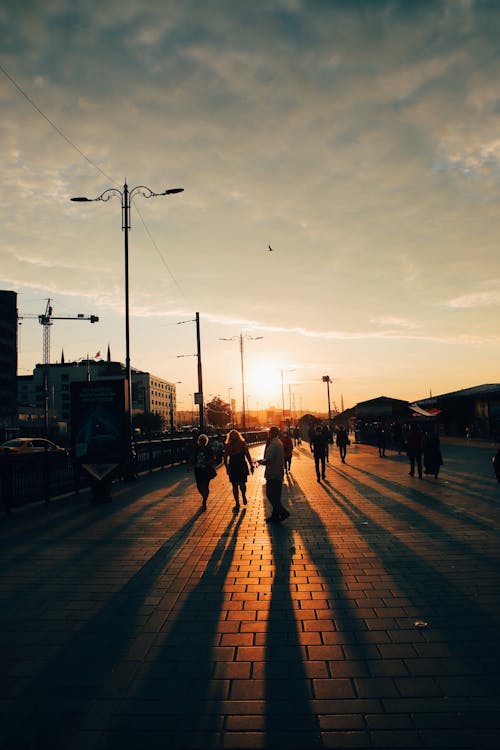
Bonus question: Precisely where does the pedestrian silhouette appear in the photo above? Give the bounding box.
[405,423,424,479]
[281,430,293,473]
[258,426,290,523]
[423,432,443,478]
[193,434,217,511]
[310,425,328,481]
[336,425,350,463]
[223,429,254,511]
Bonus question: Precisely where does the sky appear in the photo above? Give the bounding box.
[1,0,500,416]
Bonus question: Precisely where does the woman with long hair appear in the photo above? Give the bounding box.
[223,429,254,511]
[193,433,216,511]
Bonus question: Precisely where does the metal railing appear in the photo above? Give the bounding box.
[1,431,268,513]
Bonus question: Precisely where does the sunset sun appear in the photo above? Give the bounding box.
[246,361,282,405]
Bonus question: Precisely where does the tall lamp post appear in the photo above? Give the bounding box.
[227,387,233,427]
[322,375,332,422]
[281,368,295,424]
[219,333,263,434]
[71,181,183,467]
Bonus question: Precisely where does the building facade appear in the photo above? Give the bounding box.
[0,290,18,432]
[17,359,178,435]
[416,384,500,439]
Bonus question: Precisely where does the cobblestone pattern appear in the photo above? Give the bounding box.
[1,439,499,749]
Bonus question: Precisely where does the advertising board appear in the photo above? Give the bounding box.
[71,379,128,481]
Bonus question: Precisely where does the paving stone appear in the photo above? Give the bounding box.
[1,439,500,749]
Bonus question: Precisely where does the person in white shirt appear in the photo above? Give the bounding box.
[258,426,290,523]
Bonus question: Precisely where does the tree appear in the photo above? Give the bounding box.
[206,396,231,430]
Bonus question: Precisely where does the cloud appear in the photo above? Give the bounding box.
[442,289,500,309]
[369,316,420,329]
[3,0,500,399]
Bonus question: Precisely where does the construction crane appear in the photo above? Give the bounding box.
[18,298,99,365]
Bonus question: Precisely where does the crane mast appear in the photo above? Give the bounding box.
[19,298,99,364]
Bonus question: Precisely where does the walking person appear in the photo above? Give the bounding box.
[336,425,349,463]
[293,426,301,446]
[223,429,254,512]
[193,434,217,511]
[310,424,328,481]
[405,422,424,479]
[258,426,289,523]
[423,432,443,478]
[281,430,293,473]
[376,424,387,457]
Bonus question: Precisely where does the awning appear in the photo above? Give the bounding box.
[409,404,441,418]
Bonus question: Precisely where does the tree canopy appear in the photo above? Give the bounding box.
[206,396,231,429]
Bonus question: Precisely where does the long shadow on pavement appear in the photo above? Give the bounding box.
[264,518,322,748]
[0,472,196,626]
[349,460,500,527]
[333,464,500,570]
[106,512,246,749]
[0,468,194,570]
[281,475,387,708]
[0,508,203,750]
[319,479,500,702]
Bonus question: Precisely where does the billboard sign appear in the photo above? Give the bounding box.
[71,380,128,480]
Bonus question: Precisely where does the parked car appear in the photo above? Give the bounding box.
[0,438,68,455]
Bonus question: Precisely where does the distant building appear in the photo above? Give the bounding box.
[17,357,178,435]
[0,290,18,431]
[416,384,500,439]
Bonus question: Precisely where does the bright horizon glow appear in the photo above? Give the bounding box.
[2,1,500,412]
[245,360,283,408]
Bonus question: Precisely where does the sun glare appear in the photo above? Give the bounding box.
[246,361,282,405]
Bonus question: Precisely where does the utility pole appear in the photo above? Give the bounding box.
[178,313,205,431]
[219,333,263,435]
[196,312,204,431]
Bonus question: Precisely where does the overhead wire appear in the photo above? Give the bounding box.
[0,60,188,302]
[0,61,115,184]
[135,204,188,304]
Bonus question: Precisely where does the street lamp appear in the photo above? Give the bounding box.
[219,333,263,434]
[322,375,332,422]
[71,181,183,469]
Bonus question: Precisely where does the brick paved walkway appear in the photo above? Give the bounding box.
[1,439,500,749]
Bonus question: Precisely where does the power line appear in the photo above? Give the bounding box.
[135,204,188,304]
[1,60,188,303]
[0,61,115,183]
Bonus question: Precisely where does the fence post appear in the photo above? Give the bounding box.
[43,450,51,503]
[1,455,14,516]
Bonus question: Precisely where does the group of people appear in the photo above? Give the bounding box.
[191,420,448,524]
[374,421,443,478]
[404,423,443,479]
[192,421,355,519]
[309,424,350,481]
[191,426,290,523]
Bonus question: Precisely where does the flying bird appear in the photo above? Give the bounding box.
[268,244,274,251]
